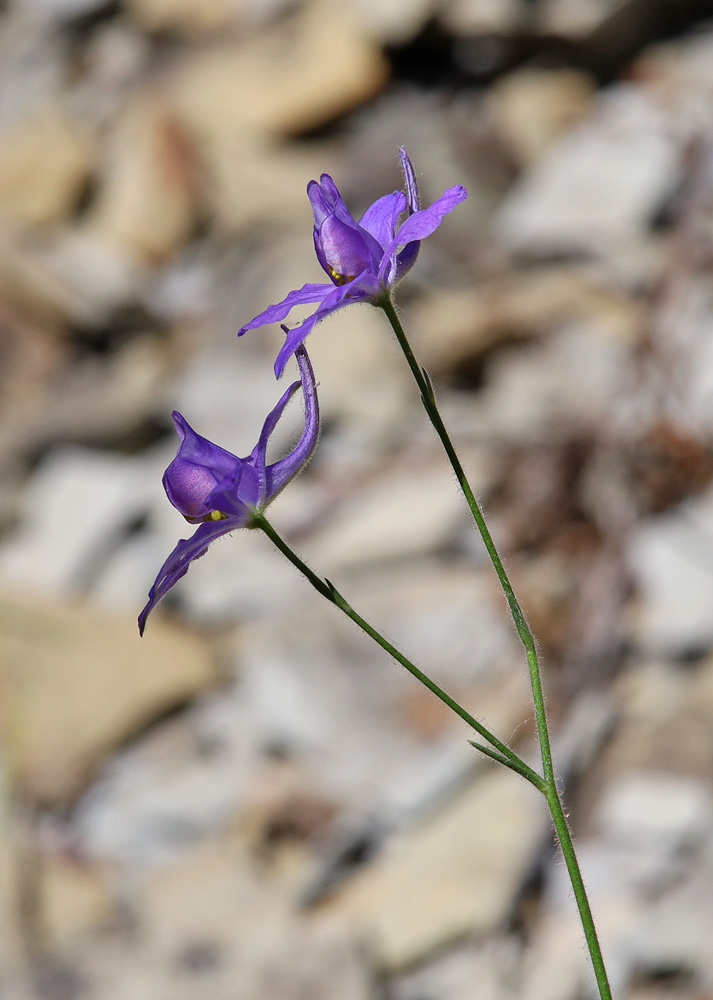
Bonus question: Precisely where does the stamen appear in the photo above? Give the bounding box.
[203,510,228,521]
[328,265,355,286]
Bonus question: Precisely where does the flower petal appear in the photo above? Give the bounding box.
[238,283,333,335]
[318,214,380,280]
[309,176,384,281]
[249,379,300,505]
[359,191,407,249]
[266,345,320,496]
[378,184,467,281]
[391,185,468,245]
[163,412,242,522]
[399,148,420,213]
[138,515,248,634]
[169,412,240,476]
[273,272,377,377]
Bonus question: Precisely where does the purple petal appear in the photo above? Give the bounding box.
[308,175,384,282]
[170,412,240,477]
[307,178,332,226]
[238,283,333,335]
[266,345,320,496]
[391,185,468,245]
[314,174,359,230]
[273,272,378,377]
[318,214,380,281]
[138,515,248,634]
[399,148,420,213]
[163,412,242,522]
[378,184,468,282]
[249,379,300,505]
[359,191,407,250]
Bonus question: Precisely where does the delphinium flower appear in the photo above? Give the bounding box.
[238,148,467,376]
[138,344,318,634]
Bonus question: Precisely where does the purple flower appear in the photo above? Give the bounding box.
[238,148,467,377]
[139,344,319,634]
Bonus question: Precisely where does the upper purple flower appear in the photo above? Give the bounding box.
[139,344,319,634]
[238,148,467,377]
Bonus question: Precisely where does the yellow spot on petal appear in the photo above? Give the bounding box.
[203,510,228,521]
[328,266,355,286]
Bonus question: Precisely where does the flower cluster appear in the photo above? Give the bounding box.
[239,148,467,376]
[138,345,318,634]
[140,150,466,631]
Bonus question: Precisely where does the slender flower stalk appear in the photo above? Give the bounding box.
[379,297,613,1000]
[253,513,544,791]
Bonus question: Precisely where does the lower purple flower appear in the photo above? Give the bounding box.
[138,344,319,634]
[238,148,467,377]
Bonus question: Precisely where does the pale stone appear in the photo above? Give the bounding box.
[490,68,596,166]
[0,590,217,803]
[0,229,147,329]
[0,103,91,229]
[410,264,640,374]
[0,829,23,971]
[0,336,170,477]
[38,854,114,947]
[445,0,527,33]
[186,136,324,232]
[86,92,198,264]
[169,0,388,141]
[596,771,713,852]
[134,836,372,1000]
[126,0,244,35]
[75,699,262,866]
[628,488,713,654]
[473,324,633,442]
[496,86,679,254]
[17,0,114,18]
[538,0,623,37]
[391,939,520,1000]
[304,465,469,571]
[352,0,433,43]
[519,911,589,1000]
[323,770,545,969]
[0,447,151,595]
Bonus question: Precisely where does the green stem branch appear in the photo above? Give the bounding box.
[254,514,543,791]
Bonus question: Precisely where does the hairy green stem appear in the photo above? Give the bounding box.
[380,297,612,1000]
[254,514,543,790]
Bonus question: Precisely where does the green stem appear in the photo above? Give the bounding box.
[380,297,612,1000]
[547,785,612,998]
[254,513,544,791]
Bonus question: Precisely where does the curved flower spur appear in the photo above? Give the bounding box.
[238,148,467,377]
[138,343,319,634]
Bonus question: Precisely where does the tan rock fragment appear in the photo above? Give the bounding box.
[352,0,433,44]
[38,854,114,947]
[490,68,596,167]
[0,104,92,229]
[538,0,623,37]
[0,591,217,805]
[126,0,243,36]
[140,836,371,1000]
[410,265,641,375]
[322,770,545,969]
[86,94,199,264]
[444,0,528,33]
[0,830,24,970]
[171,0,388,140]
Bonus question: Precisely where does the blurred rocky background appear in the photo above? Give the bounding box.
[2,0,713,997]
